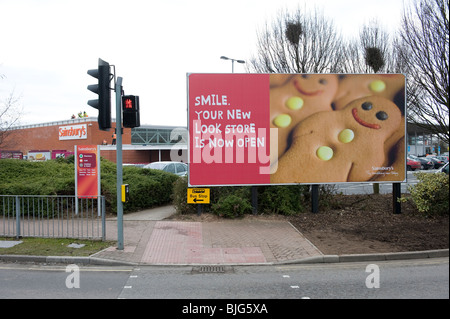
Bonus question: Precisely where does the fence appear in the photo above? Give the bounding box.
[1,195,105,240]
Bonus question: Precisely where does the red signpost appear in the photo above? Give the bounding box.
[75,145,100,198]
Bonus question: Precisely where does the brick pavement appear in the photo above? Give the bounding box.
[93,218,323,265]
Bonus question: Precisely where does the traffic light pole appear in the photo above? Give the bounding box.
[115,76,124,250]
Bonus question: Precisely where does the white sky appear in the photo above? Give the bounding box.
[1,0,407,127]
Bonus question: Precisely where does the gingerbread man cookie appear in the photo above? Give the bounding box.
[270,74,292,88]
[374,137,406,181]
[269,74,339,165]
[271,96,403,184]
[333,74,405,111]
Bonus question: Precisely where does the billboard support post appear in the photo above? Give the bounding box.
[311,185,319,213]
[393,183,401,214]
[251,187,258,215]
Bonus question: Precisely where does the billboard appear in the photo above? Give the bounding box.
[0,150,23,159]
[28,150,51,161]
[188,73,406,186]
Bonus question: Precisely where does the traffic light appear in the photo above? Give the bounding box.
[122,95,140,128]
[87,58,111,131]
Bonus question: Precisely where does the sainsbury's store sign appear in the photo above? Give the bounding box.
[59,124,87,140]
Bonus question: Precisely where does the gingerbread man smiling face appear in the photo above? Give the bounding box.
[269,74,339,164]
[333,74,405,111]
[271,96,403,184]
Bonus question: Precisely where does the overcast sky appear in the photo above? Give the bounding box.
[1,0,407,127]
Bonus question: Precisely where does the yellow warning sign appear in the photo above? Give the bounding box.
[187,188,210,204]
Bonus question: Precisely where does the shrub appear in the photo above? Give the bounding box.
[0,158,179,214]
[0,159,74,195]
[170,176,313,217]
[258,185,309,215]
[129,166,178,211]
[406,172,449,216]
[171,178,253,216]
[104,161,179,213]
[211,193,252,218]
[172,176,197,215]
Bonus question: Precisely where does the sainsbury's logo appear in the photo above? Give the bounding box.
[59,124,88,140]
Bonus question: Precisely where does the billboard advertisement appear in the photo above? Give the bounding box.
[28,150,51,161]
[0,150,23,159]
[188,73,406,186]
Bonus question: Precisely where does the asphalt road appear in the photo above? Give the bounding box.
[0,258,448,301]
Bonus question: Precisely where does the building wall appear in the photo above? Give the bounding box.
[3,119,131,157]
[2,119,187,164]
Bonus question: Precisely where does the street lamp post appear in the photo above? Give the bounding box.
[220,56,245,73]
[220,56,257,214]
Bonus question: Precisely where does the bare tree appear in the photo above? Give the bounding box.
[341,19,399,74]
[395,0,449,145]
[248,7,346,73]
[0,88,23,148]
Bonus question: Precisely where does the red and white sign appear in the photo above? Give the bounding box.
[188,74,271,186]
[59,124,87,140]
[75,145,100,198]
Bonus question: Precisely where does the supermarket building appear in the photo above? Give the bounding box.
[1,117,187,163]
[1,118,447,162]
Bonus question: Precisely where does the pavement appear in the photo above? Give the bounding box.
[1,205,448,266]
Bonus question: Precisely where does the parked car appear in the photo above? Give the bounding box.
[437,162,449,175]
[434,155,449,164]
[406,157,421,171]
[426,155,446,169]
[408,155,434,170]
[144,161,188,176]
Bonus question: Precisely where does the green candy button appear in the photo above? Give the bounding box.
[286,96,304,110]
[369,80,386,92]
[273,114,292,128]
[338,129,354,144]
[316,146,333,161]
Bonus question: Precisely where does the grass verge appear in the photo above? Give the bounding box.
[0,237,115,257]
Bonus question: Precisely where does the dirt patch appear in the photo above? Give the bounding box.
[288,194,449,255]
[170,194,449,255]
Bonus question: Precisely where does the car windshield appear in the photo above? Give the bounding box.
[175,163,187,174]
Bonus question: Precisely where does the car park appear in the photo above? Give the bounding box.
[406,157,421,171]
[434,155,449,164]
[144,161,188,176]
[408,155,434,170]
[426,156,445,169]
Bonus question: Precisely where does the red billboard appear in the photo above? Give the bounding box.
[188,74,406,186]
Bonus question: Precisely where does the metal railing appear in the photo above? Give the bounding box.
[1,195,105,240]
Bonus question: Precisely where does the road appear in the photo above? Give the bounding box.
[0,258,448,302]
[334,170,436,195]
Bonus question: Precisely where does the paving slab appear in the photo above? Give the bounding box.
[0,241,23,248]
[94,215,323,265]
